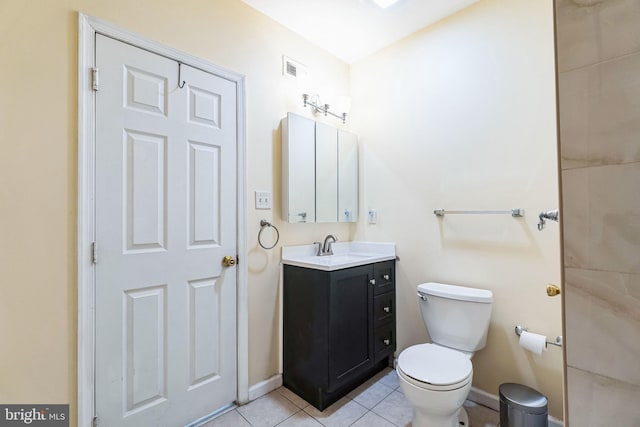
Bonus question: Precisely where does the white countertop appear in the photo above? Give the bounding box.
[281,241,396,271]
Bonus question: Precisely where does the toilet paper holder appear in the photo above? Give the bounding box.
[515,325,563,347]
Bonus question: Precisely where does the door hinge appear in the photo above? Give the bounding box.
[91,241,98,264]
[92,416,98,427]
[91,67,99,91]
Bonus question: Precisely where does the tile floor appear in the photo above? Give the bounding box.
[202,368,500,427]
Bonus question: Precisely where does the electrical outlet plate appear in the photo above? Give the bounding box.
[368,208,377,224]
[255,191,272,209]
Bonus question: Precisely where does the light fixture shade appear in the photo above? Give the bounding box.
[372,0,400,8]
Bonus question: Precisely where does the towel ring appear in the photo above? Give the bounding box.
[258,219,279,250]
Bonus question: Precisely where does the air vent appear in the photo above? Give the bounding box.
[282,56,306,80]
[286,61,297,77]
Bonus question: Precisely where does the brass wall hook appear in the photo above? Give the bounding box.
[546,284,561,297]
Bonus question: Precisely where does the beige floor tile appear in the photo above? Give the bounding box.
[374,368,400,390]
[371,390,412,427]
[202,389,501,427]
[276,386,311,409]
[304,397,368,427]
[350,411,396,427]
[346,377,395,409]
[201,409,251,427]
[276,411,324,427]
[236,391,300,427]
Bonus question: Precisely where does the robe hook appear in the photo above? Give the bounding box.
[178,63,186,89]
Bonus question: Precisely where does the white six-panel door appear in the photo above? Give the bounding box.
[94,34,237,426]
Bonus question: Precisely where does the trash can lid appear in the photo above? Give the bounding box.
[499,383,548,415]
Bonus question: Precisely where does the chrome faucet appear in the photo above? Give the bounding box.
[313,241,322,256]
[320,234,337,256]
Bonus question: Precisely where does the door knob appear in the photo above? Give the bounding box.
[222,255,237,267]
[546,284,561,297]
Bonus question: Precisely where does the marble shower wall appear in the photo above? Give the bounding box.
[556,0,640,425]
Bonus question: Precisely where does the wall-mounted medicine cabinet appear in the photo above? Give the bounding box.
[282,112,358,223]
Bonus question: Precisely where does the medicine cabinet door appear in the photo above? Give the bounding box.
[283,113,315,223]
[316,122,338,222]
[338,130,358,223]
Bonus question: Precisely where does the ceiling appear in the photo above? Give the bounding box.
[241,0,480,63]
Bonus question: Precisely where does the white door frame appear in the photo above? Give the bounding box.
[77,13,248,427]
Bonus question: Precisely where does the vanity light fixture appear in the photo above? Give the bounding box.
[302,94,347,124]
[372,0,401,8]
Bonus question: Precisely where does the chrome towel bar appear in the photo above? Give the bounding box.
[434,208,524,218]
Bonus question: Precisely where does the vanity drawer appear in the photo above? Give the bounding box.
[373,261,395,295]
[374,292,395,326]
[374,323,395,357]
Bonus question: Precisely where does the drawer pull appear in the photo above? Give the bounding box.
[369,279,376,285]
[383,306,390,313]
[383,339,390,345]
[383,274,390,280]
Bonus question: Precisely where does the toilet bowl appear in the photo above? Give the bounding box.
[397,282,493,427]
[397,343,473,427]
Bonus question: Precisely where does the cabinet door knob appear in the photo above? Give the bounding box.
[383,306,390,313]
[383,274,390,280]
[383,339,390,345]
[369,279,376,285]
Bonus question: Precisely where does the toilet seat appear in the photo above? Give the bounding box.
[397,343,472,391]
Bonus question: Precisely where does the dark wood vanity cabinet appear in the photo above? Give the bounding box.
[283,260,396,410]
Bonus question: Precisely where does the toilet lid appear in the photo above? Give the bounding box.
[398,344,472,386]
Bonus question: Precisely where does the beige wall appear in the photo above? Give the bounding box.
[556,0,640,425]
[0,1,353,425]
[350,0,564,419]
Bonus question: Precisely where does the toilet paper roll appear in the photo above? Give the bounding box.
[519,330,547,355]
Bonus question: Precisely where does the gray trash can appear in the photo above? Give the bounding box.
[499,383,548,427]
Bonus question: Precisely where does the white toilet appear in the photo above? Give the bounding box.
[396,282,493,427]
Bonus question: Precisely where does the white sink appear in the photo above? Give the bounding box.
[282,242,396,271]
[293,253,371,267]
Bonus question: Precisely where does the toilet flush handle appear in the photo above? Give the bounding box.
[417,293,427,301]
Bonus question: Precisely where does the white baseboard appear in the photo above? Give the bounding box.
[248,374,283,401]
[469,387,500,411]
[468,386,564,427]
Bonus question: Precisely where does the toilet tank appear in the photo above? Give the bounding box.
[418,282,493,353]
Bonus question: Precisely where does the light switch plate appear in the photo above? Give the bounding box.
[255,191,272,209]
